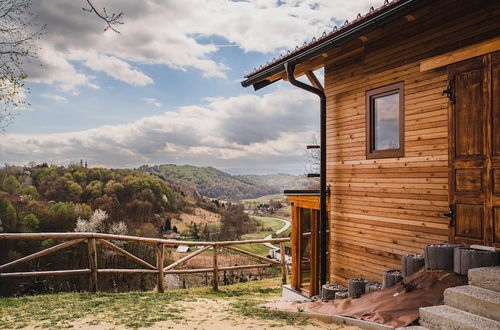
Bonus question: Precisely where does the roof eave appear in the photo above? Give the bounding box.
[241,0,431,89]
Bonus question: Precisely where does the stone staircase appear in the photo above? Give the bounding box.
[418,267,500,330]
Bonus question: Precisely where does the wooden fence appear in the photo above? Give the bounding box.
[0,233,290,292]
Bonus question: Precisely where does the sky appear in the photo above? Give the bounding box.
[1,0,380,174]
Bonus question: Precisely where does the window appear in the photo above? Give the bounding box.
[366,82,404,159]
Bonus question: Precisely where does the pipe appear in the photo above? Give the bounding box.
[285,62,328,286]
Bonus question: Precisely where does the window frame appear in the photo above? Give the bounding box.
[365,81,405,159]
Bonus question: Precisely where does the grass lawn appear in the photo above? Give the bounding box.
[243,194,285,204]
[238,216,289,256]
[236,243,273,256]
[0,278,347,329]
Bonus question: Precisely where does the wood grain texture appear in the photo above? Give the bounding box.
[322,0,500,286]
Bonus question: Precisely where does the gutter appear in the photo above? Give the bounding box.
[285,62,328,286]
[241,0,431,89]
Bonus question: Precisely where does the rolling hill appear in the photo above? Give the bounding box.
[138,164,279,200]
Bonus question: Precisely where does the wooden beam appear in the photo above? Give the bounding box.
[0,232,215,246]
[222,245,280,265]
[214,237,289,245]
[212,246,218,291]
[164,264,274,274]
[420,37,500,71]
[305,71,324,91]
[87,238,98,292]
[279,242,288,284]
[0,269,91,278]
[164,245,211,271]
[405,14,416,22]
[97,239,156,270]
[97,269,159,274]
[156,243,165,293]
[0,238,85,271]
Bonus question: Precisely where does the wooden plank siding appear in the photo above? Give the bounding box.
[324,0,500,285]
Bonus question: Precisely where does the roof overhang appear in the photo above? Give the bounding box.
[241,0,432,91]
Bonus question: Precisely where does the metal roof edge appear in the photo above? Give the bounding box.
[241,0,431,89]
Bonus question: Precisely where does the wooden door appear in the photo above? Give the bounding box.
[449,51,500,247]
[291,206,319,296]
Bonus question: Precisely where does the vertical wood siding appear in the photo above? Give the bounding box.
[324,0,500,285]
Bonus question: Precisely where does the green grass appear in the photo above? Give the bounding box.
[254,216,285,232]
[0,278,301,329]
[0,291,188,329]
[243,194,285,203]
[236,243,273,256]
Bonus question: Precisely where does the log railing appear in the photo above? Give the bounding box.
[0,233,290,293]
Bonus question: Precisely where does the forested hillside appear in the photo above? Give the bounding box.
[242,173,311,190]
[139,164,279,200]
[0,164,184,233]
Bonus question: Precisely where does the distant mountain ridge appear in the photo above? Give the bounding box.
[138,164,309,200]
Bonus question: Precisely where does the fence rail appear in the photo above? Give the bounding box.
[0,233,290,292]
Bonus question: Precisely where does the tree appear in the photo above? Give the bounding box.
[0,0,123,129]
[68,181,83,200]
[82,0,124,33]
[0,198,17,231]
[21,213,39,232]
[0,0,43,130]
[1,174,20,194]
[164,216,172,231]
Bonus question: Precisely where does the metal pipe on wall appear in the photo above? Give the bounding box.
[285,62,327,286]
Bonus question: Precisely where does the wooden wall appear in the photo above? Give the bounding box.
[324,0,500,285]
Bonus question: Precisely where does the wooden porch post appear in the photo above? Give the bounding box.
[87,238,98,292]
[279,242,287,284]
[156,243,165,293]
[212,245,219,291]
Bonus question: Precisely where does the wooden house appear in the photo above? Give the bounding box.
[241,0,500,297]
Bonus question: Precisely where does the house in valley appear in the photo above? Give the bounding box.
[242,0,500,298]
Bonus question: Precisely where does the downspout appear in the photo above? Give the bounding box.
[285,62,328,286]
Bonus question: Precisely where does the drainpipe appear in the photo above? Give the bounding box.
[285,62,327,286]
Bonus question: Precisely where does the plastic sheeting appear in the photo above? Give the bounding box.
[264,270,467,328]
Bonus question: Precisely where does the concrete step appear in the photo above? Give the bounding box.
[444,285,500,321]
[468,266,500,292]
[419,305,500,330]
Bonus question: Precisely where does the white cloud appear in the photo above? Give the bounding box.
[27,0,379,90]
[25,46,99,92]
[0,87,318,172]
[40,93,68,103]
[71,52,154,86]
[143,98,162,107]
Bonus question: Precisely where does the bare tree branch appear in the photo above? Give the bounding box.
[83,0,124,33]
[0,0,44,131]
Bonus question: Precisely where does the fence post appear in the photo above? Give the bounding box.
[212,244,219,291]
[157,243,165,293]
[280,242,287,284]
[87,238,98,292]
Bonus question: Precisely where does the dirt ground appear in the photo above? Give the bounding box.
[59,298,359,330]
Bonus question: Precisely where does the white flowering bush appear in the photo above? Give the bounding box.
[75,209,129,256]
[74,209,107,233]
